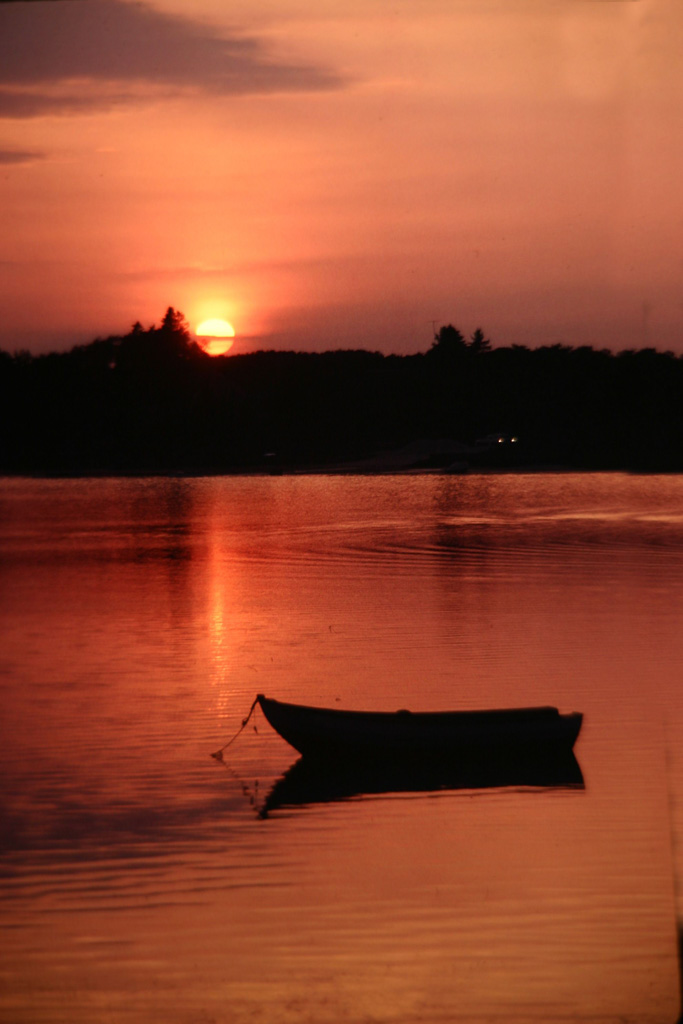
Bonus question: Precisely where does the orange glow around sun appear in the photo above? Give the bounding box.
[195,318,236,356]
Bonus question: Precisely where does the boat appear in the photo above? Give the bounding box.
[256,693,582,765]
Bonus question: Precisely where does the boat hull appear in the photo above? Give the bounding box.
[256,694,582,765]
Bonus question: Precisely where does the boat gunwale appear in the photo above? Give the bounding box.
[257,694,574,721]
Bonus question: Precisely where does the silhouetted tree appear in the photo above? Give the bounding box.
[155,307,198,359]
[469,328,492,354]
[160,306,188,335]
[429,324,468,359]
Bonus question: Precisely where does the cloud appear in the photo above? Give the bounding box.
[117,256,356,282]
[0,147,45,163]
[0,0,345,118]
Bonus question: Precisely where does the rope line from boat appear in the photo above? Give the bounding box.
[211,695,260,761]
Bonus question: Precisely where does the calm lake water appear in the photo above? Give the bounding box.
[2,472,683,1023]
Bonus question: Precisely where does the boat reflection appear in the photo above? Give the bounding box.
[260,749,584,817]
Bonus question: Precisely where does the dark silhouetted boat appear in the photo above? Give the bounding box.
[256,693,582,764]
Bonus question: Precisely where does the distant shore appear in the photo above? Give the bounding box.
[1,463,672,481]
[4,317,683,475]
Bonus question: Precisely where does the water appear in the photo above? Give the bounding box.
[1,472,683,1023]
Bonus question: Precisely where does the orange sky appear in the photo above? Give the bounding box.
[1,0,681,355]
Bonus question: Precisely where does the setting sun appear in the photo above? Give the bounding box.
[195,318,235,356]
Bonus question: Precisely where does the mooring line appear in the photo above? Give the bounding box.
[210,695,260,760]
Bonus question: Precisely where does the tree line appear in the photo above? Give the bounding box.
[1,307,682,474]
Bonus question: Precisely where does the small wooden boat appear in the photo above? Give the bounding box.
[256,694,582,764]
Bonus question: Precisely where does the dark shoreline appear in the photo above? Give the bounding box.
[5,314,683,479]
[2,464,678,481]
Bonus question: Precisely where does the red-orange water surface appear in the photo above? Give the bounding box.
[1,473,682,1022]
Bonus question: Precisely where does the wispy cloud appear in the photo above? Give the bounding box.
[117,257,355,281]
[0,0,345,119]
[0,147,45,163]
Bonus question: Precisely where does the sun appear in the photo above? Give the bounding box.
[195,318,236,356]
